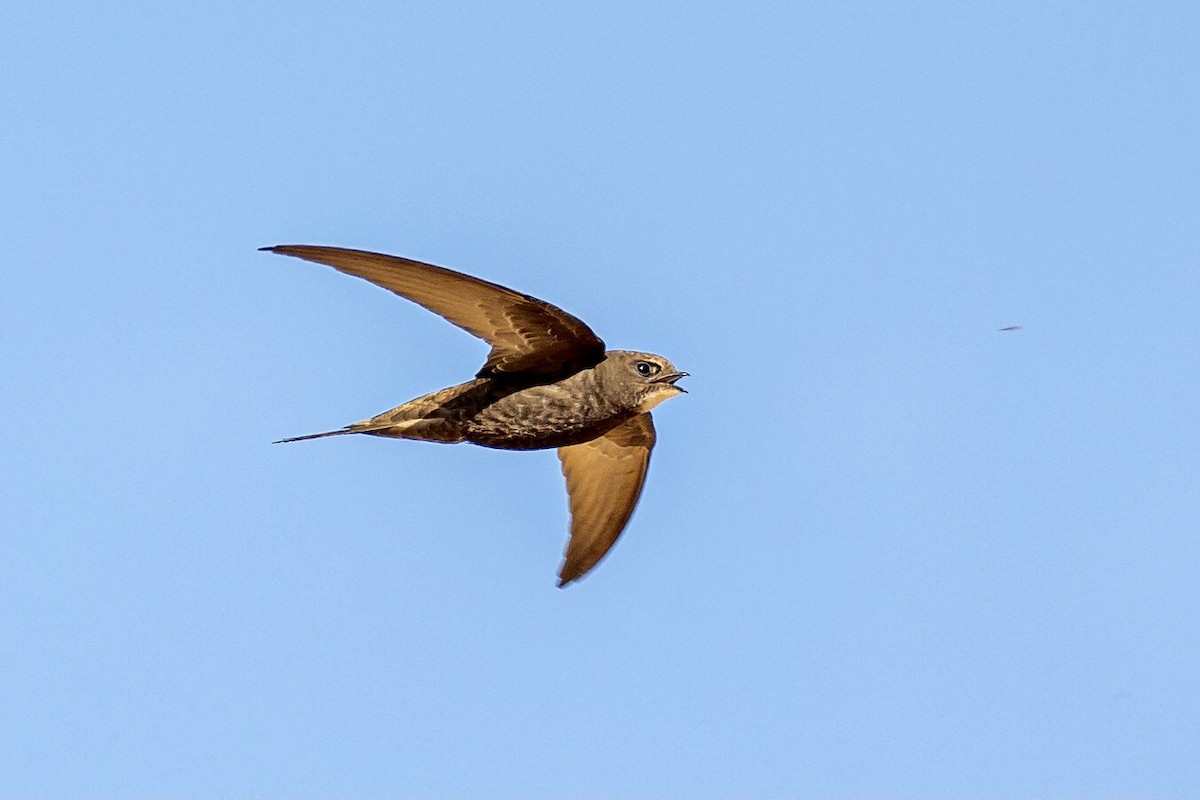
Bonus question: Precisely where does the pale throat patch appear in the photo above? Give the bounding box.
[635,386,681,413]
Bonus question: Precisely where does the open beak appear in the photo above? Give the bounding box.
[654,371,689,392]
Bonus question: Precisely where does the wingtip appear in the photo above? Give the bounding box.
[261,244,319,259]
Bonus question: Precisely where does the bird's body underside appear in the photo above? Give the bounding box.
[263,244,686,585]
[282,370,636,451]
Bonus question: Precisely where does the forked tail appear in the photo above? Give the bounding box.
[273,380,492,446]
[273,428,362,445]
[273,416,459,445]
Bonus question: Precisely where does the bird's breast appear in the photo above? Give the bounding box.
[464,376,628,450]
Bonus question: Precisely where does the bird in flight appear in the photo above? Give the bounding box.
[262,245,688,586]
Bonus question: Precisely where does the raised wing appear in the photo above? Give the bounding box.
[556,413,656,586]
[262,245,606,380]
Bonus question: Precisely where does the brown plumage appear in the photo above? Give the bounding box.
[263,245,687,586]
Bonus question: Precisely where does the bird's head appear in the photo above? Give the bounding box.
[599,350,688,413]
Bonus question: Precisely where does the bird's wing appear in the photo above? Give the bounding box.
[556,413,656,586]
[262,245,606,380]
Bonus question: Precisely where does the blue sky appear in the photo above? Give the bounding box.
[2,2,1198,796]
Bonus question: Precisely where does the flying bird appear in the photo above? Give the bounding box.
[262,245,688,586]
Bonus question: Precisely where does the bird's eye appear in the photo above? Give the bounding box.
[635,360,660,377]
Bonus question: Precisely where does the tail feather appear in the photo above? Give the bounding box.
[273,428,361,444]
[274,415,460,445]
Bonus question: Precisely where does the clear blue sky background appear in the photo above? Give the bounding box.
[2,2,1197,797]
